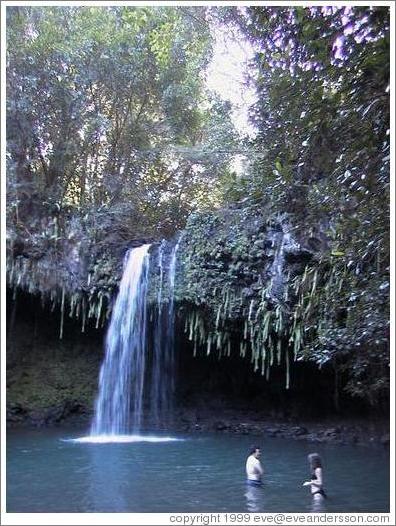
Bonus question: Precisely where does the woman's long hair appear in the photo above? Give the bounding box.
[308,453,322,471]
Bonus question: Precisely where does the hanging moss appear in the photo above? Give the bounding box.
[172,205,388,392]
[6,247,120,339]
[6,198,389,402]
[59,288,65,340]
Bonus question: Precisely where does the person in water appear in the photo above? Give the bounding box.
[246,445,264,486]
[303,453,326,498]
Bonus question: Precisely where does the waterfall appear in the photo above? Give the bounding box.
[150,237,181,426]
[269,221,299,302]
[90,244,151,436]
[89,236,181,438]
[165,236,182,409]
[150,240,165,424]
[270,230,287,301]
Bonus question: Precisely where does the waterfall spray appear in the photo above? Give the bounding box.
[150,237,181,425]
[90,237,181,438]
[90,244,151,436]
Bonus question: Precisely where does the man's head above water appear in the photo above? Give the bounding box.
[249,445,261,459]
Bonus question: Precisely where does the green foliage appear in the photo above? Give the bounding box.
[177,207,292,386]
[205,6,390,403]
[6,6,240,318]
[6,6,237,242]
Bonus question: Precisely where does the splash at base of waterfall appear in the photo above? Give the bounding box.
[65,434,184,444]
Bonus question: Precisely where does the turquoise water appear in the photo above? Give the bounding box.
[7,428,389,513]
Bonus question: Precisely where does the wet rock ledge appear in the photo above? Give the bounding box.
[172,410,390,448]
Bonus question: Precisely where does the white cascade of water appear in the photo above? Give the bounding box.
[150,237,181,425]
[90,244,151,436]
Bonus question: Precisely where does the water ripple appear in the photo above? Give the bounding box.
[62,434,185,444]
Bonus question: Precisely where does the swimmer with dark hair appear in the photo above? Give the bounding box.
[303,453,327,499]
[246,445,264,487]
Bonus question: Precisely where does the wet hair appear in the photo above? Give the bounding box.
[249,445,261,456]
[308,453,322,471]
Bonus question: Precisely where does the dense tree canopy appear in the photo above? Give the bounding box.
[7,6,237,245]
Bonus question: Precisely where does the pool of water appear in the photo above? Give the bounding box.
[6,428,389,513]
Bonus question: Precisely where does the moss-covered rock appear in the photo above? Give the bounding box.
[7,314,102,426]
[6,198,389,406]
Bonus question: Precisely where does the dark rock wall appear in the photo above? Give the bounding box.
[174,318,373,420]
[7,289,103,427]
